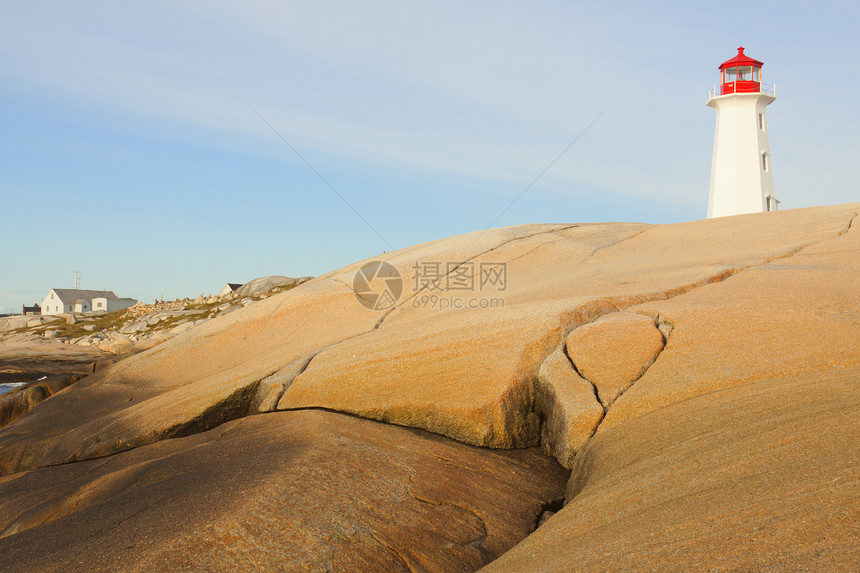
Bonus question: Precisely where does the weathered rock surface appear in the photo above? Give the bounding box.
[480,369,860,572]
[534,347,605,468]
[479,207,860,571]
[0,339,105,371]
[0,203,857,571]
[565,311,666,407]
[0,410,568,572]
[1,207,857,470]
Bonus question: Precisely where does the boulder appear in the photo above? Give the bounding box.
[95,340,133,355]
[233,275,311,296]
[0,410,567,572]
[124,321,149,334]
[0,317,32,332]
[94,333,135,355]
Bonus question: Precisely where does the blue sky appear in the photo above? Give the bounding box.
[1,1,858,312]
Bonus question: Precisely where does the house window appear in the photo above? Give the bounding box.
[762,152,769,171]
[758,113,765,130]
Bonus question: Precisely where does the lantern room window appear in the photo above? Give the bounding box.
[722,66,761,84]
[724,67,738,83]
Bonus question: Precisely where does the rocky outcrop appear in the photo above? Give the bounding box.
[233,274,312,296]
[481,368,860,572]
[0,410,567,572]
[0,276,311,357]
[2,207,857,473]
[480,207,860,572]
[0,203,857,571]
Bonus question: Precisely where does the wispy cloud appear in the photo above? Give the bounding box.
[1,1,857,210]
[0,1,721,204]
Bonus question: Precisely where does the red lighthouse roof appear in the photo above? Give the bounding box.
[719,46,764,71]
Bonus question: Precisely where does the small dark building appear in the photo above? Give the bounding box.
[23,303,41,316]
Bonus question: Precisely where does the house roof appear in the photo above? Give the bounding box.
[52,289,118,304]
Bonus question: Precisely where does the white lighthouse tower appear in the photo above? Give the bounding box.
[707,47,777,218]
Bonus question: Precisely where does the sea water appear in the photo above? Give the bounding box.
[0,383,27,396]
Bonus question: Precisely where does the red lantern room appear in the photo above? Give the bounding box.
[718,46,764,95]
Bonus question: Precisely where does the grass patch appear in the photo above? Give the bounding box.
[13,310,129,341]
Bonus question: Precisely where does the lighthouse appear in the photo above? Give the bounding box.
[707,47,777,218]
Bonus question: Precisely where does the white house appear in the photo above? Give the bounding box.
[40,289,137,315]
[219,283,244,296]
[92,297,138,313]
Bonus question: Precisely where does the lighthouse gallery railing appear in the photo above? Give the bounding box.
[709,83,776,98]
